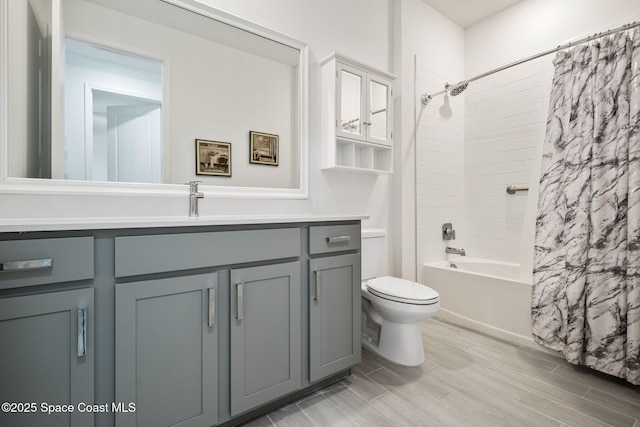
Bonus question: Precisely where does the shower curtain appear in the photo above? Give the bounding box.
[532,29,640,385]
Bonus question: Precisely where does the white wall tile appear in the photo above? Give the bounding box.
[416,50,552,265]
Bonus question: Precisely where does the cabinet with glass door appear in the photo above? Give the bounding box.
[321,52,395,174]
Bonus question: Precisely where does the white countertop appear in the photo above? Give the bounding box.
[0,214,367,233]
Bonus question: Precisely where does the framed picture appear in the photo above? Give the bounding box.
[250,131,279,166]
[196,139,231,177]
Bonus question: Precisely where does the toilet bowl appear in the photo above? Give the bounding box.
[361,229,440,366]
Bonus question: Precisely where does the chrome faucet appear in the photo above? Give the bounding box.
[187,181,204,218]
[446,247,466,256]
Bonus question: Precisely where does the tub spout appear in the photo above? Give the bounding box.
[446,247,465,256]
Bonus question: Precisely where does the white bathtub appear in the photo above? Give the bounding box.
[423,258,533,341]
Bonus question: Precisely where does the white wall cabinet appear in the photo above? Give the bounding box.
[321,52,395,174]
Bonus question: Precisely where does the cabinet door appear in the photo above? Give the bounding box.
[230,262,301,416]
[309,254,361,382]
[0,288,94,427]
[336,62,367,141]
[115,273,218,427]
[367,74,393,146]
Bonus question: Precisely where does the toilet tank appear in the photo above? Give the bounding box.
[361,228,387,280]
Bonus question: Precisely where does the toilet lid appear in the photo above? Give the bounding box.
[366,276,439,305]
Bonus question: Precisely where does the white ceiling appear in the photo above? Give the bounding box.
[421,0,522,28]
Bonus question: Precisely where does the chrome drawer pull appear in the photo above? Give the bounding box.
[314,271,320,302]
[208,288,216,328]
[236,283,244,321]
[326,236,351,244]
[0,258,53,272]
[77,308,87,357]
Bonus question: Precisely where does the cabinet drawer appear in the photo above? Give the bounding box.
[115,228,301,277]
[0,237,94,290]
[309,224,360,254]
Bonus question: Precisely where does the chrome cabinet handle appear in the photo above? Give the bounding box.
[208,288,216,327]
[314,271,320,302]
[326,236,351,244]
[77,308,87,357]
[236,283,244,321]
[0,258,53,272]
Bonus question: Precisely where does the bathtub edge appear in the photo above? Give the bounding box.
[435,309,535,348]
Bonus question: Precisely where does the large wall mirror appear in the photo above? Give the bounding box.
[1,0,308,197]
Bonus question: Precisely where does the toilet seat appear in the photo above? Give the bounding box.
[366,276,439,305]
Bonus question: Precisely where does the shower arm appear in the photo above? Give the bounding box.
[421,20,640,106]
[421,82,467,105]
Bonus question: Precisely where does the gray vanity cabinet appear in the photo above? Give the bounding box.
[308,225,361,383]
[113,228,302,425]
[0,236,95,427]
[229,262,301,416]
[114,273,218,427]
[0,221,361,427]
[309,254,361,382]
[0,288,95,427]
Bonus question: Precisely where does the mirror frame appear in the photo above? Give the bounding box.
[0,0,309,199]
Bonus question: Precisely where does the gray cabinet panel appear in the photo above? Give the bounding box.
[0,288,95,427]
[0,237,94,290]
[230,262,301,416]
[115,228,300,277]
[0,220,362,426]
[309,224,360,255]
[115,273,218,427]
[309,254,361,382]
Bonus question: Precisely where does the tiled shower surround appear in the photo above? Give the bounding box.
[416,55,554,281]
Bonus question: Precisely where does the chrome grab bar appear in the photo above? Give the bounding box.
[506,185,529,195]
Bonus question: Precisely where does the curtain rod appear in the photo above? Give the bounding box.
[421,20,640,105]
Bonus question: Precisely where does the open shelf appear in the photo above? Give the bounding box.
[325,139,393,174]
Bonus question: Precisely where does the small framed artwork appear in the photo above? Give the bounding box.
[250,131,279,166]
[196,139,231,177]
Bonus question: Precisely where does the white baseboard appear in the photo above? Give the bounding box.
[434,308,536,348]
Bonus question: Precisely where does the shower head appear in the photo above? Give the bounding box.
[421,81,469,106]
[449,82,468,96]
[445,82,468,96]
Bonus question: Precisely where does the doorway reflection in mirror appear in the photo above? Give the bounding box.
[64,38,163,183]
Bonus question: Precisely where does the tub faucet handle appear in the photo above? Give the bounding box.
[442,223,456,240]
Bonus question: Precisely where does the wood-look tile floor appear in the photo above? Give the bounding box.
[243,317,640,427]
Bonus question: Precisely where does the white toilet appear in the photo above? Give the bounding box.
[361,229,440,366]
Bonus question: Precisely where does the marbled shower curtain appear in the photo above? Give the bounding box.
[532,29,640,385]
